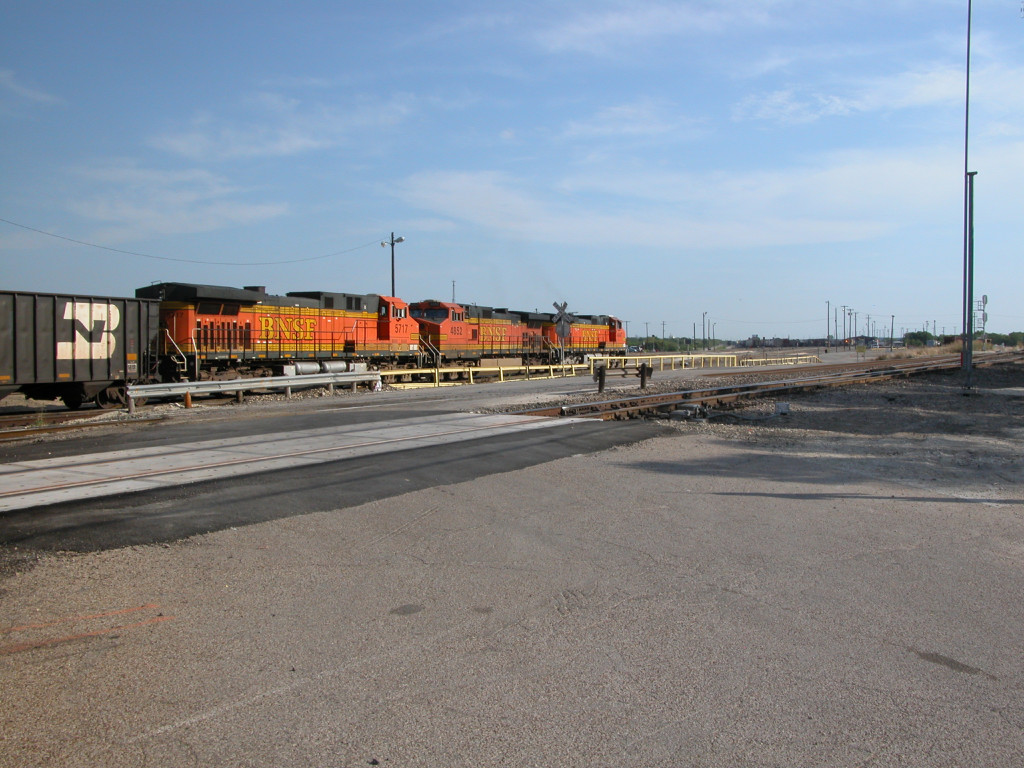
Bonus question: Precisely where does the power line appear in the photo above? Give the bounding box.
[0,216,379,265]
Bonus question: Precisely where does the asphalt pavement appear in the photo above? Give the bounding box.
[1,363,1021,767]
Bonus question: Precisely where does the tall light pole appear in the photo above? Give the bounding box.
[380,232,405,297]
[702,311,707,350]
[962,1,977,387]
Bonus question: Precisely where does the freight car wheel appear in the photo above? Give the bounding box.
[95,388,119,409]
[95,384,130,409]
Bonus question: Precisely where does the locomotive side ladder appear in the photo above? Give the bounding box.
[164,330,189,376]
[418,336,442,368]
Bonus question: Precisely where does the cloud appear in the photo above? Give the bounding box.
[395,138,993,253]
[533,2,775,55]
[733,88,847,125]
[734,60,1023,126]
[0,69,61,104]
[395,168,889,251]
[149,92,414,161]
[67,160,287,241]
[563,99,701,139]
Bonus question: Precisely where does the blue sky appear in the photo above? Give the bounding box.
[2,1,1021,339]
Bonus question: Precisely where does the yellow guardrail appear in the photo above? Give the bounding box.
[588,354,739,372]
[379,352,822,388]
[739,355,822,366]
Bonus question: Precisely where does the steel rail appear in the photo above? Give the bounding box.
[0,417,166,442]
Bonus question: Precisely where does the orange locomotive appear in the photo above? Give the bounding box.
[410,300,625,364]
[135,282,625,380]
[136,283,419,380]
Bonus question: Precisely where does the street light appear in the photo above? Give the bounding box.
[961,1,975,387]
[380,232,405,297]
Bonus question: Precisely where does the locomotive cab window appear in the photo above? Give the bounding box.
[411,308,448,322]
[392,306,407,319]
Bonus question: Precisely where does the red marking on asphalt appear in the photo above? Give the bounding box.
[0,604,173,656]
[1,602,160,635]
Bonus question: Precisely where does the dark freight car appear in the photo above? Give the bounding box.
[0,290,160,409]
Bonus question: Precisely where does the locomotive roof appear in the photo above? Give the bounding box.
[287,291,385,311]
[136,282,320,308]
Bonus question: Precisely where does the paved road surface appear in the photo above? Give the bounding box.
[1,366,1021,767]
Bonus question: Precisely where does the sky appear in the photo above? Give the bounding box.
[1,1,1021,341]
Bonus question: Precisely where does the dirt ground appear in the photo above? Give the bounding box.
[663,362,1024,506]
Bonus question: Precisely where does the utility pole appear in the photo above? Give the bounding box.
[380,232,405,297]
[961,0,978,387]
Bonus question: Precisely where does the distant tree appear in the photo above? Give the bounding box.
[988,331,1024,347]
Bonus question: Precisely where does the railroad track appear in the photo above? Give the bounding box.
[517,352,1023,420]
[0,410,164,441]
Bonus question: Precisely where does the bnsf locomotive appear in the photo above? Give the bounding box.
[1,281,625,408]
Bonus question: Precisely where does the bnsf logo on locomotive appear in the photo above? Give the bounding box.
[259,315,318,341]
[56,301,121,360]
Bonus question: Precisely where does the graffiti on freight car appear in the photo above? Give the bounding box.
[56,301,120,360]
